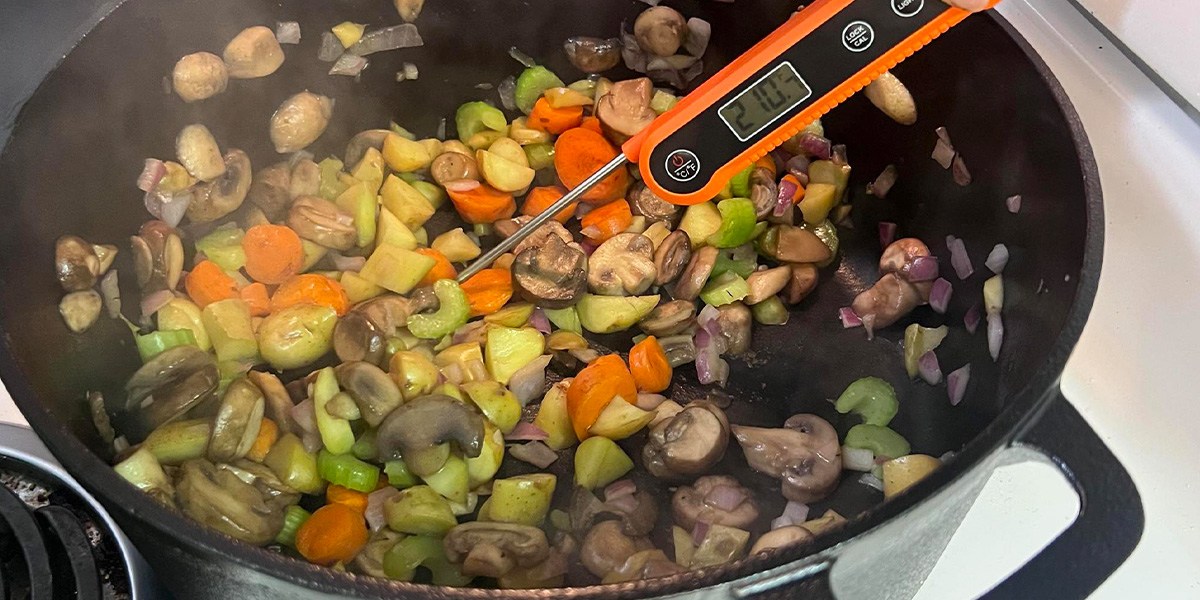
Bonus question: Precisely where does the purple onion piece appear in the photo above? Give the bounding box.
[951,155,972,186]
[508,46,537,68]
[505,421,549,442]
[832,144,848,165]
[929,278,953,314]
[947,236,974,280]
[140,289,174,319]
[947,364,971,406]
[497,76,517,112]
[635,393,666,410]
[529,308,551,334]
[963,303,982,334]
[508,355,551,406]
[365,487,399,532]
[859,473,884,492]
[798,133,832,159]
[932,139,955,169]
[779,500,809,526]
[704,485,748,512]
[987,313,1004,361]
[868,164,898,198]
[907,256,940,282]
[137,159,166,192]
[604,479,637,502]
[509,441,558,469]
[774,178,798,217]
[785,154,810,179]
[691,520,712,546]
[694,327,729,386]
[838,307,863,329]
[918,351,943,385]
[330,253,366,272]
[936,126,953,146]
[1006,194,1023,214]
[985,243,1009,274]
[878,221,897,249]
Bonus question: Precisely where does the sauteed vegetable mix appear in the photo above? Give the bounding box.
[54,2,1006,588]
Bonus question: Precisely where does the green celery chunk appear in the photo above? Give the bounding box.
[707,198,758,248]
[728,164,755,198]
[335,181,378,248]
[844,424,910,460]
[318,157,348,201]
[352,429,378,461]
[751,297,789,325]
[523,143,555,170]
[200,299,259,364]
[514,66,565,114]
[384,459,419,488]
[407,279,470,339]
[699,272,750,307]
[542,306,582,334]
[275,505,311,547]
[313,367,355,455]
[383,535,473,585]
[835,377,899,426]
[194,226,246,272]
[141,418,211,465]
[455,101,508,142]
[317,450,381,492]
[136,329,197,362]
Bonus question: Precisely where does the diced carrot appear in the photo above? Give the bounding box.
[326,484,369,514]
[270,274,351,316]
[566,354,637,440]
[529,97,584,135]
[628,336,672,393]
[579,116,604,135]
[242,224,304,285]
[521,186,574,225]
[415,248,458,287]
[445,180,517,224]
[294,503,368,566]
[579,198,632,243]
[460,268,513,317]
[246,418,278,462]
[184,260,239,308]
[553,128,629,204]
[755,156,777,179]
[239,282,271,317]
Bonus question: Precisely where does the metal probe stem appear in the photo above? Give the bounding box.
[456,154,630,283]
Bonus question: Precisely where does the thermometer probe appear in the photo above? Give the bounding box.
[459,0,999,282]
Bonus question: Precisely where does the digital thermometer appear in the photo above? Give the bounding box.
[459,0,999,281]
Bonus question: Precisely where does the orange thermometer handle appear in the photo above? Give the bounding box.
[624,0,1001,205]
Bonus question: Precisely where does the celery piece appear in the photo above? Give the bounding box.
[699,272,750,307]
[903,325,949,379]
[352,429,378,461]
[157,298,210,351]
[335,181,378,248]
[384,485,457,535]
[461,380,521,434]
[384,458,419,488]
[263,433,324,494]
[360,244,436,295]
[455,101,507,142]
[728,165,755,198]
[313,367,355,455]
[407,279,470,339]
[194,226,246,272]
[257,305,337,371]
[409,180,447,210]
[483,303,534,328]
[142,419,211,465]
[136,329,197,362]
[542,306,582,335]
[650,89,679,115]
[422,453,469,504]
[318,157,348,201]
[465,423,504,488]
[514,66,565,114]
[113,448,173,498]
[523,143,555,171]
[380,175,436,230]
[711,252,757,280]
[835,377,899,427]
[351,147,386,194]
[576,294,660,334]
[200,299,259,364]
[751,297,790,326]
[482,474,556,526]
[317,449,380,492]
[383,535,473,586]
[707,198,758,249]
[484,326,545,385]
[844,424,911,460]
[275,505,311,547]
[574,436,633,489]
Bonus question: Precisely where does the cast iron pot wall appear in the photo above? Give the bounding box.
[0,0,1138,598]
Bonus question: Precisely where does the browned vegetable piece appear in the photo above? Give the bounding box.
[131,221,184,294]
[187,150,252,223]
[444,522,550,578]
[653,230,691,286]
[587,233,656,296]
[175,459,284,545]
[430,152,480,186]
[222,26,284,79]
[579,520,653,579]
[124,345,219,431]
[671,475,759,531]
[749,167,778,219]
[851,272,926,333]
[671,245,718,301]
[207,378,265,463]
[731,414,842,504]
[512,220,574,257]
[55,235,99,292]
[270,92,333,154]
[563,37,622,74]
[512,235,588,309]
[59,290,102,333]
[634,6,687,57]
[596,78,657,142]
[750,526,813,555]
[745,265,792,305]
[493,215,532,240]
[863,71,917,126]
[781,263,819,305]
[335,361,403,427]
[287,196,356,251]
[879,238,932,280]
[176,124,225,182]
[246,371,297,435]
[333,295,413,365]
[628,183,682,226]
[643,403,729,480]
[375,395,485,477]
[172,52,228,103]
[763,225,832,264]
[637,299,695,337]
[715,302,752,355]
[247,161,293,221]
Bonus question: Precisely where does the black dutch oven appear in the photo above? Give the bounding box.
[0,0,1143,598]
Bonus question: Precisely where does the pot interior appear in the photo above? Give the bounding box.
[0,0,1093,595]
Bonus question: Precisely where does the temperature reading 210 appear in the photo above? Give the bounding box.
[718,62,814,142]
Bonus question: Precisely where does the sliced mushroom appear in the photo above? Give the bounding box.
[715,302,752,356]
[443,522,550,578]
[270,92,334,154]
[207,377,265,463]
[628,183,682,226]
[172,52,228,103]
[671,245,718,301]
[513,234,587,309]
[604,549,685,583]
[653,230,691,286]
[745,266,792,305]
[354,529,404,578]
[222,26,285,79]
[187,149,252,223]
[55,235,100,292]
[333,296,412,365]
[59,290,102,333]
[125,345,219,430]
[579,520,653,579]
[564,36,622,73]
[176,124,225,182]
[431,152,480,186]
[221,459,300,512]
[634,6,687,57]
[863,71,917,126]
[596,78,657,142]
[671,475,759,531]
[643,402,729,479]
[851,272,926,332]
[638,299,696,337]
[879,238,932,280]
[375,395,485,476]
[287,196,356,251]
[765,225,832,264]
[512,220,575,258]
[781,263,819,305]
[131,221,184,293]
[246,371,297,435]
[749,167,779,219]
[335,361,403,426]
[750,526,813,555]
[588,233,656,296]
[289,159,321,199]
[731,414,842,504]
[658,335,696,368]
[344,129,391,168]
[247,161,292,221]
[175,459,283,545]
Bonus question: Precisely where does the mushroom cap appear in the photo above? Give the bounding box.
[638,299,697,337]
[750,525,813,555]
[247,161,293,221]
[443,522,550,578]
[653,230,692,286]
[222,26,285,79]
[246,371,297,435]
[634,6,688,57]
[287,196,357,251]
[270,92,334,154]
[513,234,588,309]
[187,149,252,223]
[851,272,925,331]
[587,233,656,296]
[643,403,729,479]
[335,361,403,427]
[671,474,759,531]
[879,238,931,277]
[564,36,622,74]
[172,52,228,103]
[124,345,219,430]
[629,183,682,226]
[579,520,653,579]
[745,266,793,305]
[344,129,392,169]
[731,415,843,505]
[671,245,718,301]
[55,235,99,292]
[596,78,657,141]
[376,394,485,462]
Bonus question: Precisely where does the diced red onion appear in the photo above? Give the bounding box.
[1006,194,1022,214]
[318,32,342,62]
[774,177,799,217]
[704,485,748,512]
[329,54,369,76]
[451,320,489,345]
[580,237,599,256]
[436,117,447,141]
[859,473,884,492]
[797,133,832,159]
[936,126,953,145]
[275,21,301,45]
[330,253,366,272]
[635,393,667,410]
[684,18,712,57]
[785,154,810,180]
[932,139,955,169]
[604,479,637,502]
[497,76,517,112]
[691,520,712,546]
[929,278,953,314]
[694,327,729,387]
[839,307,862,329]
[868,164,898,198]
[291,399,316,434]
[140,289,175,318]
[444,179,480,193]
[508,355,552,406]
[951,155,972,186]
[918,351,942,385]
[99,270,121,318]
[697,303,720,329]
[365,487,399,532]
[779,501,810,527]
[832,144,848,165]
[946,235,974,280]
[349,24,423,56]
[505,421,549,442]
[907,256,939,282]
[136,159,166,192]
[947,364,971,406]
[529,308,551,334]
[508,46,537,68]
[842,446,875,472]
[861,314,877,340]
[964,303,982,334]
[985,244,1009,274]
[987,313,1003,361]
[878,221,897,249]
[509,441,558,469]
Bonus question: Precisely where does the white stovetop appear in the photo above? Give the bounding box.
[3,1,1199,597]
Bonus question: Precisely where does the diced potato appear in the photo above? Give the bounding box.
[359,243,436,294]
[461,380,521,433]
[332,21,365,47]
[409,180,447,210]
[882,454,942,499]
[484,326,545,385]
[382,133,433,173]
[376,207,419,250]
[509,118,551,146]
[799,183,838,225]
[157,298,211,351]
[574,436,633,489]
[422,454,469,504]
[577,294,661,334]
[419,139,444,160]
[533,380,577,450]
[466,130,507,151]
[350,147,385,194]
[483,303,534,328]
[380,175,435,229]
[588,397,653,440]
[482,474,556,526]
[431,228,481,262]
[486,137,529,168]
[466,423,504,488]
[201,299,258,363]
[679,202,722,249]
[477,150,535,193]
[642,221,672,249]
[340,271,385,303]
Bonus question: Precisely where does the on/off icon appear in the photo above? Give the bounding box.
[665,149,701,182]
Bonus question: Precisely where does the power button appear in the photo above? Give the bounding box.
[664,149,701,182]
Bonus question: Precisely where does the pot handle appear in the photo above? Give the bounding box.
[982,394,1144,598]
